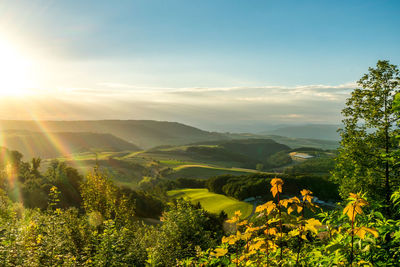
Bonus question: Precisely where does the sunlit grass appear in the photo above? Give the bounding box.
[167,188,253,218]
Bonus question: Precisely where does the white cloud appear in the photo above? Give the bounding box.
[0,82,353,131]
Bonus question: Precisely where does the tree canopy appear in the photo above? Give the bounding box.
[332,60,400,214]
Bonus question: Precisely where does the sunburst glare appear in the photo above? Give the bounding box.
[0,36,36,96]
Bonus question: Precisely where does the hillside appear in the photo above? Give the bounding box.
[0,130,140,159]
[167,188,253,218]
[218,139,290,160]
[226,133,338,150]
[143,139,290,170]
[0,120,227,149]
[261,124,341,141]
[0,120,340,151]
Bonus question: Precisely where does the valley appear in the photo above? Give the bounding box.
[1,120,338,221]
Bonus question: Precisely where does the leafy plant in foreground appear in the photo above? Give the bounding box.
[181,178,382,266]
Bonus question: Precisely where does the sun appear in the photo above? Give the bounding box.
[0,37,35,96]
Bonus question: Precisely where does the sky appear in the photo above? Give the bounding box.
[0,0,399,132]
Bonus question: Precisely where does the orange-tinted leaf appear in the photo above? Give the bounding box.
[270,178,283,198]
[287,205,295,214]
[301,189,312,196]
[355,226,378,240]
[280,199,290,208]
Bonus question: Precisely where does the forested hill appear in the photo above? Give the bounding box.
[0,130,141,159]
[0,120,227,149]
[262,124,341,141]
[191,139,290,160]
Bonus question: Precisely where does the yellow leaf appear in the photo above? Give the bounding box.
[256,201,276,215]
[344,193,369,221]
[305,218,322,234]
[226,217,239,223]
[270,178,283,198]
[241,232,252,240]
[222,235,238,245]
[237,220,248,226]
[300,189,314,203]
[246,226,260,233]
[301,189,312,196]
[349,193,359,200]
[343,204,354,220]
[355,205,363,215]
[266,202,276,214]
[365,227,379,238]
[249,240,265,251]
[297,206,303,214]
[287,205,295,214]
[255,203,268,213]
[288,229,300,237]
[355,227,378,239]
[354,227,367,240]
[291,196,301,203]
[211,248,228,257]
[280,199,290,208]
[265,227,277,236]
[247,250,257,255]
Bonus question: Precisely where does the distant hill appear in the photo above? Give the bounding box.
[0,120,227,149]
[192,139,290,160]
[169,139,291,169]
[0,120,340,153]
[261,124,341,141]
[0,130,141,159]
[224,133,338,150]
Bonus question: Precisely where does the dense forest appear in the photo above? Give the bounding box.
[1,61,400,266]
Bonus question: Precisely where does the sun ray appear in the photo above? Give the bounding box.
[0,36,36,96]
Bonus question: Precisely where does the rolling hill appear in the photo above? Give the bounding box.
[0,120,227,149]
[0,130,140,159]
[0,120,340,152]
[167,188,253,218]
[261,124,341,141]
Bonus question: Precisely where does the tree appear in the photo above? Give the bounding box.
[148,200,223,266]
[45,160,83,208]
[80,168,133,225]
[332,60,400,215]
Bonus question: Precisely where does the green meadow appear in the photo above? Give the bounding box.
[166,165,257,179]
[167,188,253,218]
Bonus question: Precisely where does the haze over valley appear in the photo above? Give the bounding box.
[1,1,400,266]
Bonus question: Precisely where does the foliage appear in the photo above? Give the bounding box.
[182,178,400,266]
[266,150,292,169]
[120,186,164,219]
[80,168,133,225]
[284,157,335,175]
[332,60,400,212]
[206,173,339,201]
[147,199,224,266]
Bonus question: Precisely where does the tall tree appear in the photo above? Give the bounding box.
[332,60,400,215]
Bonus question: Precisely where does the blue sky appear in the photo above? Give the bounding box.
[0,0,399,131]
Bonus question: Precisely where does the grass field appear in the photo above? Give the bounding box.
[167,188,253,218]
[57,151,132,161]
[166,165,256,179]
[159,159,196,167]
